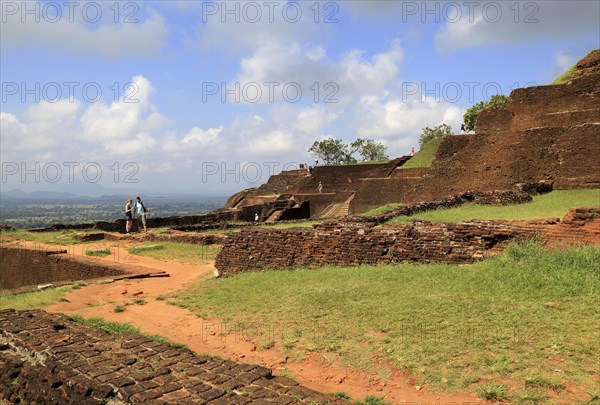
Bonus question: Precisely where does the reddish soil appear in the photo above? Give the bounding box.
[5,238,479,404]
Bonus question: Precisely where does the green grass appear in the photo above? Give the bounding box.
[354,395,393,405]
[0,282,85,310]
[85,248,111,257]
[400,138,443,169]
[478,381,508,400]
[551,50,594,85]
[0,228,89,244]
[127,242,220,264]
[257,221,320,230]
[388,189,599,223]
[360,203,403,216]
[69,315,186,348]
[173,240,599,398]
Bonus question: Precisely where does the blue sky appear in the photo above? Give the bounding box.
[1,0,599,196]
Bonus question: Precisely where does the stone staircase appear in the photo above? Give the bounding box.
[318,193,355,218]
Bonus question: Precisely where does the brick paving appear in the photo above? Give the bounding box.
[0,309,347,404]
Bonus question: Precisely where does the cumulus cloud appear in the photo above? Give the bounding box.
[80,76,168,142]
[232,39,403,104]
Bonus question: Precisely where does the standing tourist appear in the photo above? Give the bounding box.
[124,199,133,235]
[135,196,148,233]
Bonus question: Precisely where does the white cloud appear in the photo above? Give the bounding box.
[102,133,158,156]
[24,99,81,122]
[355,97,463,142]
[80,76,167,141]
[1,4,167,57]
[233,39,403,104]
[194,2,318,53]
[555,51,576,72]
[436,1,600,53]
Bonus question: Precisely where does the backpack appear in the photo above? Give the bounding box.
[140,201,147,213]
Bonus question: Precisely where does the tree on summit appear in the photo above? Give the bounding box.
[419,123,452,147]
[350,138,389,162]
[308,138,388,165]
[463,94,509,131]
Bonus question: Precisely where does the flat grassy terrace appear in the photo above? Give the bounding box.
[127,241,220,264]
[387,189,599,223]
[173,241,600,402]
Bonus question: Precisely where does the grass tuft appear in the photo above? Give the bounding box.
[477,381,508,400]
[354,395,393,405]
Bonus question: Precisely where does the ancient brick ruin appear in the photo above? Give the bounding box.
[215,207,599,275]
[0,309,346,404]
[0,247,129,292]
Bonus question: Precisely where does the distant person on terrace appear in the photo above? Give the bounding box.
[135,196,149,233]
[124,199,133,235]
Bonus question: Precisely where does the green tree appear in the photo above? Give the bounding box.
[419,123,452,147]
[308,138,353,165]
[351,138,389,162]
[463,95,509,131]
[308,138,388,165]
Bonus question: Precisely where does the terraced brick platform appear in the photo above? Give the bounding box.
[0,309,346,404]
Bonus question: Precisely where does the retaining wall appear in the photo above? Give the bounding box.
[215,208,599,275]
[0,247,128,291]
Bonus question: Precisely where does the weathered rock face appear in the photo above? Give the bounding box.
[0,309,347,404]
[215,208,600,275]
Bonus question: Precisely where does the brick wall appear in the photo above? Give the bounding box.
[215,208,599,275]
[0,310,346,404]
[0,247,128,291]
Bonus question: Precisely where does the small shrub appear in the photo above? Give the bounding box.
[114,305,126,313]
[331,391,351,400]
[355,395,393,405]
[478,381,508,400]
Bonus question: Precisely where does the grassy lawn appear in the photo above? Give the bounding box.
[0,282,86,310]
[0,228,91,244]
[128,241,220,264]
[388,189,599,223]
[400,138,443,169]
[173,241,600,401]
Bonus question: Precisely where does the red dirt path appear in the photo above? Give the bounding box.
[8,238,482,404]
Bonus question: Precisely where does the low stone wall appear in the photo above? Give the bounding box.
[0,310,346,404]
[215,221,532,275]
[215,209,599,275]
[28,210,236,233]
[0,247,128,292]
